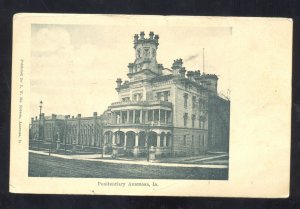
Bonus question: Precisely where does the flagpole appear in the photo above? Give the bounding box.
[203,48,205,73]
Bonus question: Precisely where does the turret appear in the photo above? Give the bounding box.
[172,59,186,78]
[128,31,162,78]
[187,70,201,81]
[200,74,218,94]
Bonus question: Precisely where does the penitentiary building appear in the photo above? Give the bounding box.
[102,31,230,157]
[30,112,104,152]
[29,31,230,158]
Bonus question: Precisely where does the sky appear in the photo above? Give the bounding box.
[30,24,232,117]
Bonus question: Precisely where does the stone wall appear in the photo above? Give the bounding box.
[172,127,208,157]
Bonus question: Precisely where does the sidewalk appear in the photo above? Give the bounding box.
[29,150,228,169]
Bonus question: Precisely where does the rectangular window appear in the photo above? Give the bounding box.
[116,112,121,124]
[129,110,133,123]
[163,91,170,101]
[154,109,159,121]
[199,117,201,128]
[133,93,143,101]
[160,109,165,123]
[135,110,140,124]
[157,91,170,101]
[184,113,188,127]
[156,92,162,101]
[166,111,171,123]
[199,135,202,146]
[142,110,146,123]
[199,99,207,112]
[133,94,137,101]
[192,114,195,127]
[191,135,194,146]
[192,96,196,108]
[148,110,153,121]
[184,93,188,108]
[199,117,206,129]
[121,111,127,123]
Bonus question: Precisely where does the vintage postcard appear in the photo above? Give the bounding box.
[10,14,292,197]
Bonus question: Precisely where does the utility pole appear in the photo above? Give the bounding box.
[38,100,43,151]
[203,48,205,74]
[64,116,68,154]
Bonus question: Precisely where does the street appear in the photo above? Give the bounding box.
[28,153,228,180]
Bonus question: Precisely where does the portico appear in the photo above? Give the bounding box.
[103,128,172,157]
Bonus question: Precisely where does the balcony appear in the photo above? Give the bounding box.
[109,100,172,108]
[106,120,173,127]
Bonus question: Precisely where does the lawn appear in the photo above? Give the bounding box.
[28,153,228,180]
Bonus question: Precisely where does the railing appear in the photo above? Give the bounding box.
[106,120,172,126]
[109,100,172,108]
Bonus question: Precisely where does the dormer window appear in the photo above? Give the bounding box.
[156,91,170,101]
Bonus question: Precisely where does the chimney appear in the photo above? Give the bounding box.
[172,58,184,76]
[179,67,186,78]
[128,63,134,73]
[116,78,122,88]
[186,71,193,80]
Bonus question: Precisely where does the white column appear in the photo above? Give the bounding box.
[152,110,154,121]
[124,134,127,148]
[163,135,167,146]
[135,133,139,146]
[112,133,116,145]
[140,110,142,123]
[133,110,136,124]
[159,109,161,123]
[145,111,148,122]
[157,134,161,147]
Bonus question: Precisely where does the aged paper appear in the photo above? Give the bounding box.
[10,13,292,197]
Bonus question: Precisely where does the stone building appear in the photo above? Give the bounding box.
[29,31,230,157]
[30,112,103,152]
[102,31,230,157]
